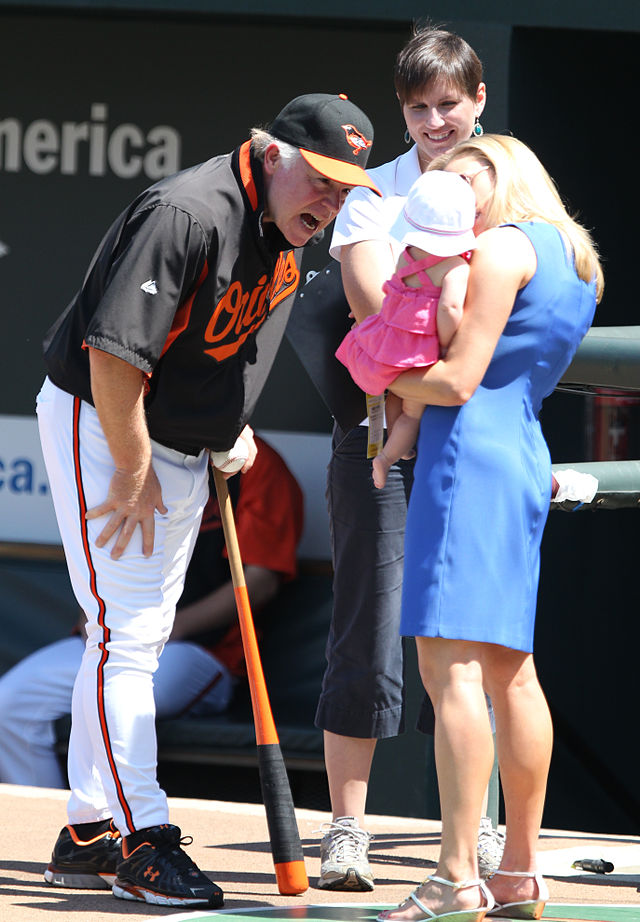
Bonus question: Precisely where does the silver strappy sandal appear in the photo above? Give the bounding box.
[377,874,495,922]
[487,869,548,919]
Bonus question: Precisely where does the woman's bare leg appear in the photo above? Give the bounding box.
[381,637,494,919]
[323,731,376,825]
[482,646,552,905]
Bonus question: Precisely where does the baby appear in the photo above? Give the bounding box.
[336,170,477,488]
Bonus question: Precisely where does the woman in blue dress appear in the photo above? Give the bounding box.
[378,135,604,922]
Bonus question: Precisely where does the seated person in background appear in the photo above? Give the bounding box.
[0,435,303,789]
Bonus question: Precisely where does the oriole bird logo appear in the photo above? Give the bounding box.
[341,124,372,156]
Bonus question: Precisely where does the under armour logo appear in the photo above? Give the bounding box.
[140,279,158,295]
[144,865,160,881]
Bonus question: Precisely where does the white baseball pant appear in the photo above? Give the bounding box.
[36,377,209,834]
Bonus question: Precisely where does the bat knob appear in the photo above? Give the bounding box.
[275,860,309,895]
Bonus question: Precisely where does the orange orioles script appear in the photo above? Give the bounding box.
[204,250,300,362]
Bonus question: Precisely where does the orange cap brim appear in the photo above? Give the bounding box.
[299,148,381,197]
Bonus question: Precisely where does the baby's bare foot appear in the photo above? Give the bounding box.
[372,455,390,489]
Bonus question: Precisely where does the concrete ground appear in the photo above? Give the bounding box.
[1,783,639,921]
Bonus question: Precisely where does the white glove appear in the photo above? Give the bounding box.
[551,469,598,504]
[210,436,250,474]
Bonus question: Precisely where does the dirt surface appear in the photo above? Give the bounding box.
[2,784,639,921]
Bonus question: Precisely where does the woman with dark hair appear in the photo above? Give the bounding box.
[315,25,492,892]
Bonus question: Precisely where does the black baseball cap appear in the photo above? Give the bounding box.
[270,93,381,196]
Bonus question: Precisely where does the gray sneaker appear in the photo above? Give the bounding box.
[477,816,505,879]
[316,816,374,891]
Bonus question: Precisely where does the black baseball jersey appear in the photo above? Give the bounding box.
[43,142,302,454]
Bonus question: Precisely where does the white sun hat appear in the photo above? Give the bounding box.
[387,169,477,257]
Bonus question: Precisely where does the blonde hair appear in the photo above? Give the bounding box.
[430,135,604,302]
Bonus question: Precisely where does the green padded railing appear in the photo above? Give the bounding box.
[551,326,640,509]
[551,461,640,510]
[559,326,640,392]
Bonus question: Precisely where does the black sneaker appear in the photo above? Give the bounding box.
[112,823,224,907]
[44,820,121,889]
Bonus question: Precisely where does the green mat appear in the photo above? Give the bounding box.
[147,903,640,922]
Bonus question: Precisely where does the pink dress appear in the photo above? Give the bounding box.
[336,248,462,396]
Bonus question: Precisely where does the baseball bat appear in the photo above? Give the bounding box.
[212,465,309,895]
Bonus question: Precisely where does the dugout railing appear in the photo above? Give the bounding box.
[552,325,640,509]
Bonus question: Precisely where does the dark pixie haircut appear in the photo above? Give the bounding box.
[394,24,483,104]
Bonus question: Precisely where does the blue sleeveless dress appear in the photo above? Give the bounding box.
[400,222,597,652]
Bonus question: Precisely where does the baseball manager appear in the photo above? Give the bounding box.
[37,92,379,909]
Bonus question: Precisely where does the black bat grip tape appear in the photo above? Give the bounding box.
[257,743,304,864]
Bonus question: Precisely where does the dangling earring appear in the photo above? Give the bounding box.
[404,129,411,145]
[473,117,484,137]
